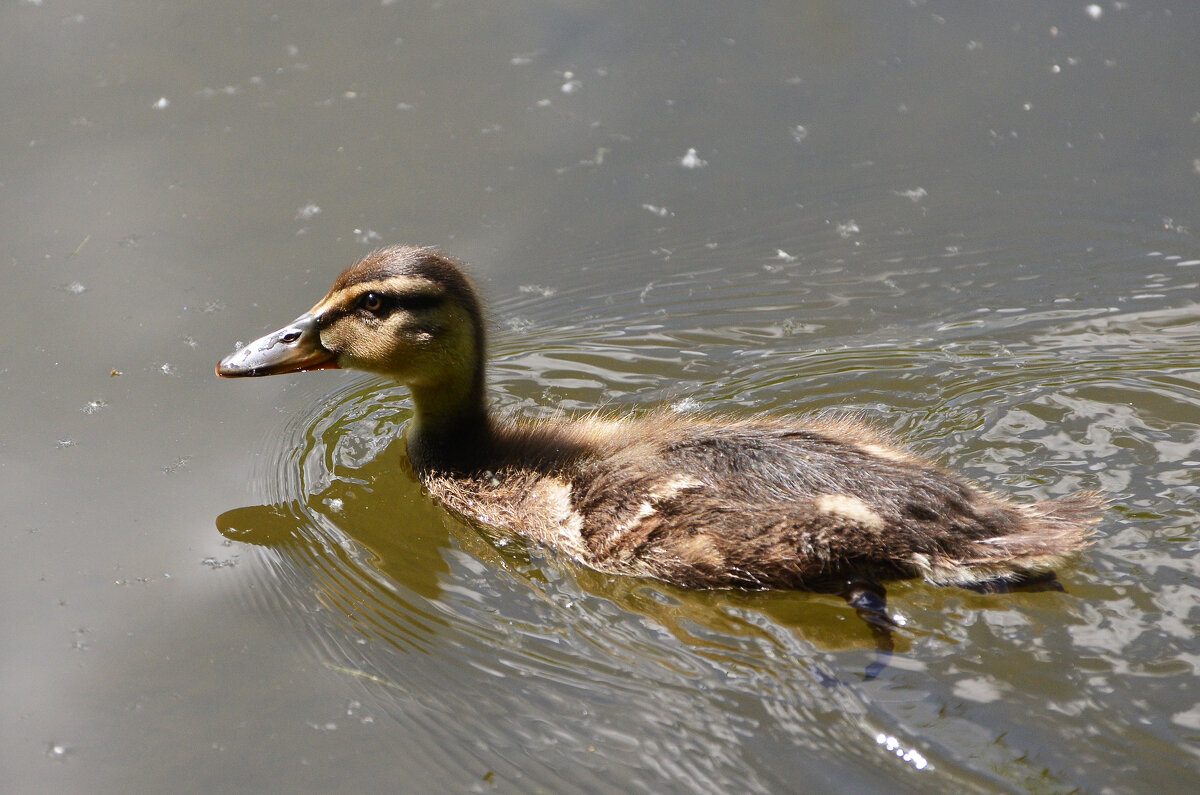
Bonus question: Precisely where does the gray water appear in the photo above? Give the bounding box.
[4,1,1198,792]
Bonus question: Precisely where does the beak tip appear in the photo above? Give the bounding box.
[215,350,250,378]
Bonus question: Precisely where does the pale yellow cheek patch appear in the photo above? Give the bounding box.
[816,494,885,530]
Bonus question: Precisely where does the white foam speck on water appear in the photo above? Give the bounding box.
[560,71,582,94]
[82,400,107,415]
[894,187,927,202]
[196,85,239,98]
[679,148,707,169]
[162,456,192,475]
[518,284,557,298]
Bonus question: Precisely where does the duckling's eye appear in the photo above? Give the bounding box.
[360,292,384,313]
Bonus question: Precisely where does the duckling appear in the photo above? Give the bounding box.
[218,246,1101,598]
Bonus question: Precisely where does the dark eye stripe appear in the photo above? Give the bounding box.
[357,291,442,315]
[391,292,443,312]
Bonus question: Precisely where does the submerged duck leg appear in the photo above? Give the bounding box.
[841,577,895,680]
[962,569,1065,594]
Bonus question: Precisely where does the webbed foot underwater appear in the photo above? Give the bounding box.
[218,245,1103,667]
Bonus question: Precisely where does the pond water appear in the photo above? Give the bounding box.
[3,1,1198,792]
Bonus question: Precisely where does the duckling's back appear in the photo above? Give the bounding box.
[422,413,1101,591]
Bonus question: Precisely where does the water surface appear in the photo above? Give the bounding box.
[3,1,1198,792]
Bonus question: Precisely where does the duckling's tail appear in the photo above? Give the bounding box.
[923,492,1105,587]
[988,491,1104,575]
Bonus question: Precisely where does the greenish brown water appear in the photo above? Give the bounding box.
[4,1,1198,792]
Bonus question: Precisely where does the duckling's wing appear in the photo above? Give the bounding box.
[567,423,1098,590]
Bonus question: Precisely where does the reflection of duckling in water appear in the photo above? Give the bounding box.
[218,246,1102,672]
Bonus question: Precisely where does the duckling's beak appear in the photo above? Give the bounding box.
[216,313,339,377]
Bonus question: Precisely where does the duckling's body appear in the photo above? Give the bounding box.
[219,246,1101,595]
[422,413,1098,591]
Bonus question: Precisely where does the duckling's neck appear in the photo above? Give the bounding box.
[405,374,493,473]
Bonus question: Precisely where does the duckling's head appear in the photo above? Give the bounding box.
[217,246,486,413]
